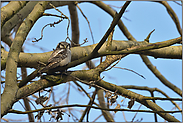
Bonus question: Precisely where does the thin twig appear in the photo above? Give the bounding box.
[76,3,95,44]
[92,114,103,122]
[33,3,71,43]
[32,19,63,42]
[141,97,182,101]
[44,87,53,106]
[71,38,88,46]
[144,29,155,43]
[114,67,146,79]
[173,1,182,6]
[9,104,182,114]
[18,100,27,111]
[49,3,70,40]
[131,105,142,122]
[26,98,37,110]
[150,91,158,122]
[86,89,98,122]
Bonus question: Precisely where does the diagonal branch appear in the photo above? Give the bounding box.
[156,1,182,36]
[90,1,131,56]
[121,85,181,111]
[91,1,182,99]
[79,89,98,122]
[14,73,181,122]
[1,1,49,117]
[142,56,182,97]
[1,1,38,46]
[1,1,28,27]
[76,2,95,44]
[90,1,136,41]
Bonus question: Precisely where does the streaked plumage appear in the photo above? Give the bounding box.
[40,42,71,73]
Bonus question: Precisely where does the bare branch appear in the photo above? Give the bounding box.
[141,55,182,97]
[76,2,95,44]
[91,1,131,56]
[8,104,182,114]
[68,2,80,46]
[1,1,49,117]
[32,19,63,42]
[113,67,145,79]
[121,85,181,111]
[144,29,155,43]
[156,1,182,36]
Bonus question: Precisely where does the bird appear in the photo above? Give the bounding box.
[39,41,71,74]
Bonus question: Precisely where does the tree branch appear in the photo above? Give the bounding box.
[8,104,181,114]
[1,1,49,117]
[1,1,38,46]
[121,85,181,111]
[90,1,131,56]
[90,1,182,99]
[1,1,28,27]
[68,2,80,46]
[141,56,182,97]
[156,1,182,36]
[1,39,181,71]
[12,62,181,121]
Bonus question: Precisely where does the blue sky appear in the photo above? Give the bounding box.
[1,1,182,122]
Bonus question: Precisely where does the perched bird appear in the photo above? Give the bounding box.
[39,41,71,74]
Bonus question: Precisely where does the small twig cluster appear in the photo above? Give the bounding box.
[34,90,70,121]
[105,57,145,79]
[69,74,120,105]
[127,98,135,109]
[77,76,137,108]
[48,109,70,122]
[105,90,119,105]
[35,110,44,121]
[71,38,88,47]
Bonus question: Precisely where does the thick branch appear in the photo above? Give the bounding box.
[1,1,38,45]
[90,1,182,100]
[1,1,49,117]
[13,70,180,122]
[1,39,181,70]
[1,1,28,27]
